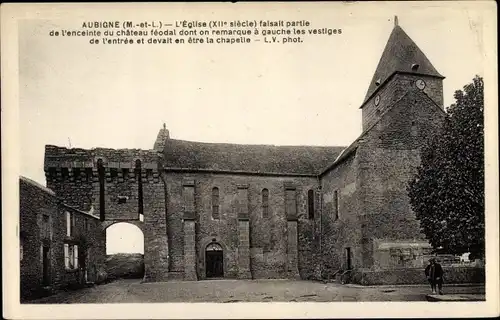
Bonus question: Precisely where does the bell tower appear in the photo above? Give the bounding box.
[360,16,445,130]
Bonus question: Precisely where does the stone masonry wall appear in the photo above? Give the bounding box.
[54,204,105,288]
[319,152,362,277]
[44,145,167,282]
[142,178,169,282]
[45,145,159,221]
[162,172,319,280]
[357,88,445,270]
[362,73,444,131]
[20,178,105,300]
[20,178,56,299]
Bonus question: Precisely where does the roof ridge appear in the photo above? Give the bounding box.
[167,138,346,149]
[19,176,55,196]
[320,90,415,175]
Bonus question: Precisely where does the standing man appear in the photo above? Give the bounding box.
[425,257,444,294]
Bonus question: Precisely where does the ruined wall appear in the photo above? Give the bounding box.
[162,172,319,280]
[357,88,445,270]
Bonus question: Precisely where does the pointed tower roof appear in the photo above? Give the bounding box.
[362,17,444,105]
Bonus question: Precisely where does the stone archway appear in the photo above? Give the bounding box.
[104,222,145,280]
[205,243,224,278]
[199,236,229,279]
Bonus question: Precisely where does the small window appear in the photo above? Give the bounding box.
[42,214,50,239]
[66,211,75,237]
[122,168,129,180]
[117,195,128,204]
[85,168,93,182]
[61,167,69,179]
[110,168,118,180]
[64,243,79,270]
[73,168,81,180]
[334,190,340,220]
[411,121,418,137]
[262,189,269,218]
[212,187,220,219]
[307,190,315,220]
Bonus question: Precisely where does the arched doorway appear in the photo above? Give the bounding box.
[105,222,145,280]
[205,243,224,278]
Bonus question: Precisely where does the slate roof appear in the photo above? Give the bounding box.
[363,24,444,105]
[162,139,346,176]
[20,176,55,196]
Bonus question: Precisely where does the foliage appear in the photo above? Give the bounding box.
[408,76,484,259]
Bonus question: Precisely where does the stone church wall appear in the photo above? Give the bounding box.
[162,172,319,280]
[319,152,363,278]
[356,88,445,271]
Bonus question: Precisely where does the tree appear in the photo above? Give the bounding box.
[408,76,484,259]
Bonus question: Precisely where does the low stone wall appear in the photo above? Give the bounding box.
[351,267,485,285]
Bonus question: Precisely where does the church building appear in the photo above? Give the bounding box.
[42,19,446,284]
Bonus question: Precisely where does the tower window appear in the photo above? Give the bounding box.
[333,190,340,220]
[307,189,315,220]
[73,168,81,181]
[262,188,269,218]
[122,168,129,180]
[61,167,69,179]
[212,187,220,219]
[411,63,420,71]
[110,168,118,180]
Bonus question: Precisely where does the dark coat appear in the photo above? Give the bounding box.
[425,263,444,281]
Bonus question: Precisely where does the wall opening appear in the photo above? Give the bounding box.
[105,222,144,280]
[262,188,269,218]
[212,187,220,219]
[205,242,224,278]
[307,189,315,220]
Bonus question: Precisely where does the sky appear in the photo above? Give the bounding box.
[16,3,492,253]
[18,3,490,186]
[106,223,144,254]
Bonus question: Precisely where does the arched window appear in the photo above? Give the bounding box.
[308,189,315,220]
[262,188,269,218]
[212,187,220,219]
